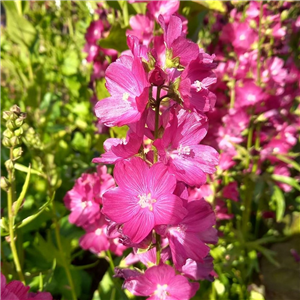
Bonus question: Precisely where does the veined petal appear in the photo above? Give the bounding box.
[114,157,149,195]
[122,209,154,244]
[102,188,140,223]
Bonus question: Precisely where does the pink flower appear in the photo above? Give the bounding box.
[179,256,215,281]
[179,56,217,112]
[222,182,239,202]
[122,263,199,300]
[127,14,154,46]
[64,166,115,227]
[148,1,180,23]
[159,15,199,68]
[85,20,104,44]
[235,80,265,108]
[156,200,217,268]
[154,109,219,187]
[1,274,52,300]
[80,215,110,254]
[102,157,187,244]
[94,56,150,127]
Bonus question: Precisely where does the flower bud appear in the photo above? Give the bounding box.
[2,137,12,148]
[3,129,14,138]
[10,136,21,147]
[0,217,9,231]
[3,111,13,121]
[10,105,21,114]
[5,159,14,171]
[15,118,24,127]
[14,127,23,137]
[6,120,16,130]
[15,113,26,126]
[13,147,23,160]
[1,177,10,191]
[149,66,167,86]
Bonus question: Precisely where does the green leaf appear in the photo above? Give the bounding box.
[272,185,285,222]
[14,164,31,216]
[276,154,300,172]
[271,174,300,192]
[61,51,79,76]
[191,0,226,13]
[3,1,37,48]
[99,23,128,53]
[14,163,46,178]
[16,192,54,229]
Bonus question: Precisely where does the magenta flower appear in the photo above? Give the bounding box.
[122,264,199,300]
[80,215,110,255]
[85,20,104,44]
[127,14,154,46]
[1,273,52,300]
[148,1,180,23]
[102,157,187,244]
[154,109,219,187]
[94,56,150,127]
[64,166,115,227]
[156,200,217,268]
[179,57,217,112]
[159,15,199,68]
[222,181,239,202]
[179,256,215,282]
[235,80,265,108]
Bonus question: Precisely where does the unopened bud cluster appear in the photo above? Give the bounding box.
[2,105,26,149]
[23,125,43,150]
[1,106,26,190]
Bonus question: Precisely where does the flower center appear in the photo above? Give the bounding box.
[247,94,256,102]
[137,193,156,211]
[239,34,246,41]
[81,200,93,209]
[177,144,191,156]
[95,228,103,236]
[192,80,202,92]
[122,92,130,101]
[154,284,168,300]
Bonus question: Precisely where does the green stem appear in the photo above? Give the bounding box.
[106,250,115,273]
[156,233,161,265]
[52,199,77,300]
[7,148,25,283]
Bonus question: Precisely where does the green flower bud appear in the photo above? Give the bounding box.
[3,129,14,138]
[6,120,16,130]
[14,127,23,137]
[281,10,289,22]
[5,159,14,171]
[1,177,10,191]
[0,217,9,231]
[10,136,21,147]
[2,137,12,148]
[3,111,13,121]
[10,105,21,114]
[15,118,24,127]
[13,147,23,160]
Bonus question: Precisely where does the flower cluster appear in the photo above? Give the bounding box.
[88,1,219,298]
[64,165,126,256]
[199,1,300,220]
[1,273,52,300]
